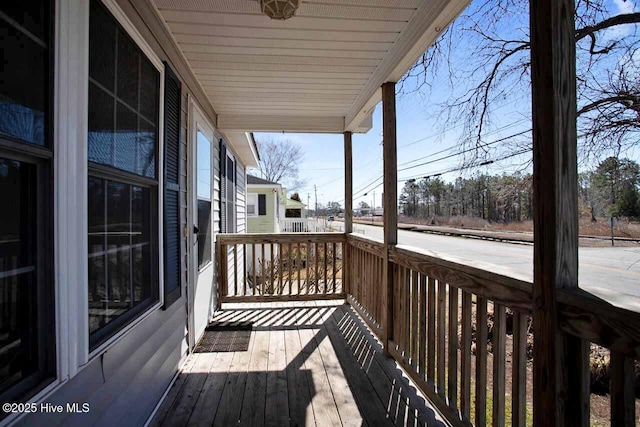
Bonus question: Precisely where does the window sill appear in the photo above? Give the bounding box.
[198,261,213,272]
[85,301,163,365]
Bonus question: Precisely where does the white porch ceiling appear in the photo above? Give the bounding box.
[152,0,469,137]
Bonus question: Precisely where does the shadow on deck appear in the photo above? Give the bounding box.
[150,302,448,426]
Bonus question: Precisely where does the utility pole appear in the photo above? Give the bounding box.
[314,185,318,219]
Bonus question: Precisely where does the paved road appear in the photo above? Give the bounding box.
[329,222,640,311]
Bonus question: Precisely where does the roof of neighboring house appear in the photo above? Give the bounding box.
[286,198,306,209]
[247,175,279,186]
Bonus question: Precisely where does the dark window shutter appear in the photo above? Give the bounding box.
[220,140,227,233]
[162,62,182,309]
[258,194,267,215]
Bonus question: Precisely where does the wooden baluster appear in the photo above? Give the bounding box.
[286,243,291,296]
[476,296,488,427]
[233,244,238,297]
[217,241,228,302]
[306,242,310,295]
[332,242,337,293]
[411,271,419,369]
[610,351,635,426]
[493,303,506,427]
[296,242,301,295]
[427,276,436,385]
[362,250,367,311]
[448,286,458,409]
[437,280,446,397]
[270,243,275,295]
[404,268,410,358]
[242,243,247,296]
[398,266,405,354]
[393,265,401,351]
[278,243,283,295]
[315,242,319,294]
[460,291,472,421]
[323,242,328,295]
[419,273,427,379]
[252,243,256,297]
[512,311,527,427]
[378,254,383,325]
[261,243,266,295]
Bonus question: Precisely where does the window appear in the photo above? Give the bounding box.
[259,194,267,216]
[220,141,236,233]
[0,1,56,405]
[87,0,159,350]
[196,131,212,268]
[247,193,258,217]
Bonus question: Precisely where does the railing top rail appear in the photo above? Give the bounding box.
[348,232,384,246]
[217,232,345,245]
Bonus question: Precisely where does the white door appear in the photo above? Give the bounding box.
[188,102,216,350]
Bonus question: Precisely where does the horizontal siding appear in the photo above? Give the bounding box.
[18,301,187,426]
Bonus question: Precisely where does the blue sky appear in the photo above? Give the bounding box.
[250,0,639,209]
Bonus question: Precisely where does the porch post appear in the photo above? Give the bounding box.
[382,82,397,355]
[530,0,587,425]
[344,131,353,297]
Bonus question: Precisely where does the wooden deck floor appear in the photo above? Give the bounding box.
[151,302,447,427]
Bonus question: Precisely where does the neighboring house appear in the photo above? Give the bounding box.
[246,175,282,234]
[283,192,307,218]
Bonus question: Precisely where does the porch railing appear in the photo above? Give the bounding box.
[217,233,344,302]
[279,217,321,233]
[217,232,639,425]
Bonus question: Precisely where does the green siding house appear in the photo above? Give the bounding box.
[246,175,281,233]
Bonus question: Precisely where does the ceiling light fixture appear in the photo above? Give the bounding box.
[259,0,301,20]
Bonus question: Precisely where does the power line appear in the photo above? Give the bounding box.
[397,98,525,149]
[399,148,532,182]
[396,119,530,168]
[397,129,531,173]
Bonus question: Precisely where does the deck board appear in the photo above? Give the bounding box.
[151,302,447,427]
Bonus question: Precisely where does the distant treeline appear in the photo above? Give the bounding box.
[399,157,640,223]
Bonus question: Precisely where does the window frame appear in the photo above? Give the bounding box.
[85,0,165,358]
[0,0,57,409]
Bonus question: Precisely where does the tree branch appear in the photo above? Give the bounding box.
[575,13,640,41]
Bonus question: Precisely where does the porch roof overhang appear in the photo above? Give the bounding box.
[152,0,469,157]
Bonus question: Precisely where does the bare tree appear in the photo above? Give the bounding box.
[401,0,640,165]
[256,137,307,191]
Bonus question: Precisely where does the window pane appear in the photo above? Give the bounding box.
[197,131,211,201]
[106,181,131,320]
[0,158,41,394]
[88,0,158,178]
[139,58,158,124]
[88,82,115,167]
[116,30,139,111]
[89,1,116,92]
[88,0,115,92]
[88,177,106,333]
[0,11,47,146]
[2,1,48,42]
[88,176,157,346]
[137,118,155,178]
[197,200,212,268]
[113,102,139,174]
[131,185,152,302]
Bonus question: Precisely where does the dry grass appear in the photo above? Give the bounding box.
[393,215,640,238]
